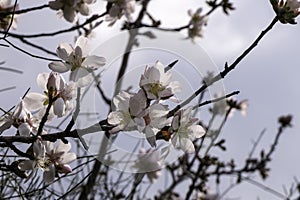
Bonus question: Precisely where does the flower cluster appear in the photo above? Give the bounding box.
[49,0,97,23]
[18,138,76,183]
[270,0,300,24]
[105,0,135,26]
[187,8,208,41]
[107,61,205,152]
[0,0,18,30]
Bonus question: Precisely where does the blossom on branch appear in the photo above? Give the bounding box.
[49,0,96,23]
[24,72,76,118]
[0,0,18,30]
[135,103,169,147]
[44,140,77,182]
[18,138,46,180]
[105,0,135,26]
[170,107,205,153]
[139,61,180,101]
[187,8,208,41]
[49,36,106,85]
[270,0,300,24]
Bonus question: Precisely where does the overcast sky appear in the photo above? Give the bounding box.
[1,0,300,199]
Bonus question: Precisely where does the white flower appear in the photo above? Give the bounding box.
[140,61,180,100]
[187,8,208,40]
[24,72,76,118]
[44,140,77,182]
[49,0,96,23]
[0,0,19,30]
[0,100,23,134]
[0,100,40,136]
[271,0,300,24]
[135,103,169,147]
[171,107,205,153]
[18,138,46,180]
[105,0,135,26]
[134,148,162,183]
[107,90,147,133]
[49,36,106,85]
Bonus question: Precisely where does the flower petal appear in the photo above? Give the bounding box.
[60,152,76,164]
[43,163,55,183]
[75,36,89,57]
[18,160,34,171]
[82,55,106,70]
[18,123,31,136]
[54,98,65,117]
[49,61,70,73]
[179,137,195,153]
[63,6,77,23]
[36,73,49,91]
[57,42,73,60]
[23,93,47,111]
[145,126,156,147]
[55,140,71,154]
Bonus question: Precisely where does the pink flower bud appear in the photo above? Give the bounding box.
[60,164,72,173]
[47,72,59,92]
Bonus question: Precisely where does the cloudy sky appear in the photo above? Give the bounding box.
[1,0,300,199]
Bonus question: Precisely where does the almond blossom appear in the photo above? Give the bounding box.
[271,0,300,24]
[0,100,40,136]
[24,72,76,118]
[171,107,205,153]
[139,61,180,100]
[49,0,96,23]
[18,138,46,180]
[43,140,77,182]
[135,103,169,147]
[49,36,106,84]
[134,148,162,183]
[0,0,18,30]
[105,0,135,26]
[107,90,147,133]
[187,8,208,41]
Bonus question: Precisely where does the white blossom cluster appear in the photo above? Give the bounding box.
[0,36,106,182]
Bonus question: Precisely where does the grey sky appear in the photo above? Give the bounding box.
[1,0,300,199]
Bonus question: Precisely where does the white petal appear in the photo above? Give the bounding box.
[179,137,195,153]
[60,152,76,164]
[49,1,63,10]
[43,164,55,183]
[55,140,71,154]
[75,36,89,57]
[78,4,90,15]
[23,93,47,111]
[36,73,49,91]
[0,118,13,134]
[57,42,73,60]
[18,160,34,171]
[82,55,106,70]
[54,98,65,117]
[134,117,145,132]
[49,61,70,73]
[107,111,122,125]
[129,90,147,117]
[188,125,205,140]
[63,6,77,23]
[145,126,156,147]
[18,123,31,136]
